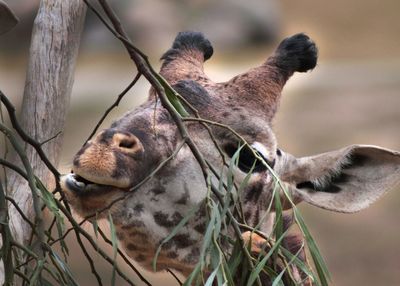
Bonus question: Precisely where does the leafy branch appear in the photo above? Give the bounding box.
[0,0,330,285]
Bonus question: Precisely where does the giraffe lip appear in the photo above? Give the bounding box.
[64,173,130,195]
[64,173,107,193]
[71,165,132,188]
[74,174,96,185]
[65,173,98,194]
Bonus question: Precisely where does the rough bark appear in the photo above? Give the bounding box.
[1,0,86,283]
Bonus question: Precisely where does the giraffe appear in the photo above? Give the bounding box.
[61,32,400,284]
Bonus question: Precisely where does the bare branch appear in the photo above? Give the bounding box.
[0,158,28,180]
[0,92,60,179]
[0,122,46,260]
[85,73,142,144]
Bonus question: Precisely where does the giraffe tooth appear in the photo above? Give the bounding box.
[75,181,85,188]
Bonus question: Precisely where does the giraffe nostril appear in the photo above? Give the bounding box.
[113,132,141,152]
[119,139,136,149]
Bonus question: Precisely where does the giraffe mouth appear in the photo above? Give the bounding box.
[63,173,129,194]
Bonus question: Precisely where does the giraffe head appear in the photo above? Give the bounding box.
[61,32,400,275]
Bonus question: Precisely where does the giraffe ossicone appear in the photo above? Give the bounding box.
[61,31,400,282]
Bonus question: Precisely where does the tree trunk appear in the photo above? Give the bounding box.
[1,0,86,283]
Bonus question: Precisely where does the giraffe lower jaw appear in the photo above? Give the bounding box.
[63,173,129,195]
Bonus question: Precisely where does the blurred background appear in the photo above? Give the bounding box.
[1,0,399,285]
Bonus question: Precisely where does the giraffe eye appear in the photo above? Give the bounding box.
[223,143,274,173]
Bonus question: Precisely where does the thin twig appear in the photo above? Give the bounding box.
[0,103,10,189]
[11,240,39,260]
[0,122,46,264]
[55,199,144,286]
[74,230,103,285]
[96,226,150,284]
[46,216,57,243]
[0,158,28,180]
[13,269,30,284]
[40,131,62,146]
[0,91,60,179]
[0,179,14,284]
[176,93,227,166]
[84,72,141,144]
[5,196,36,232]
[177,95,248,222]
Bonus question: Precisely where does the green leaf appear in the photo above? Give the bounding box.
[35,178,58,213]
[246,230,288,286]
[237,164,254,194]
[227,144,242,193]
[183,264,201,286]
[200,202,218,264]
[271,270,285,286]
[155,74,190,117]
[280,247,315,283]
[49,250,79,286]
[36,177,68,258]
[204,264,219,286]
[29,260,44,286]
[222,259,235,286]
[272,239,308,286]
[227,239,244,276]
[57,221,69,259]
[208,242,225,286]
[294,208,330,286]
[92,218,99,239]
[273,182,284,241]
[222,145,248,221]
[164,87,190,117]
[108,213,118,286]
[213,202,222,240]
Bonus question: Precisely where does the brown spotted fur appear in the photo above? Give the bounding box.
[61,31,400,285]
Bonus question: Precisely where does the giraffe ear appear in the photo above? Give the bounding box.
[289,145,400,213]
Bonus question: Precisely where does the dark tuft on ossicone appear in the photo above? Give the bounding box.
[274,33,318,73]
[161,31,214,64]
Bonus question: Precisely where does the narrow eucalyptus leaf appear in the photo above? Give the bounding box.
[273,186,284,242]
[280,247,316,284]
[92,219,99,239]
[35,178,57,211]
[183,264,201,286]
[227,239,243,275]
[271,270,285,286]
[294,208,330,286]
[204,265,219,286]
[246,230,288,286]
[108,213,118,286]
[29,260,44,286]
[155,73,190,117]
[50,250,79,286]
